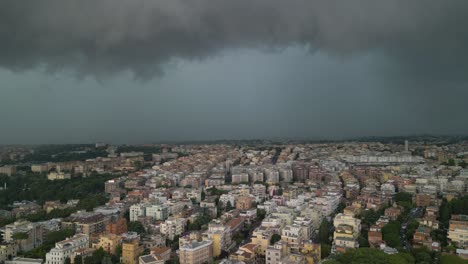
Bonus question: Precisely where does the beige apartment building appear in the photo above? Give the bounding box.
[235,196,254,210]
[0,243,18,263]
[92,233,121,254]
[202,223,231,257]
[179,240,213,264]
[122,239,143,264]
[448,215,468,248]
[0,166,16,176]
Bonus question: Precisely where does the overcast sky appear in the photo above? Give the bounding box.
[1,1,468,144]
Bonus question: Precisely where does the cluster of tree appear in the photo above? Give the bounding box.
[25,194,108,223]
[395,192,413,213]
[319,219,332,258]
[438,254,467,264]
[323,248,414,264]
[270,234,281,245]
[187,212,212,231]
[256,208,266,221]
[382,221,402,248]
[405,220,419,242]
[208,187,229,196]
[128,221,146,234]
[20,145,106,163]
[360,207,386,227]
[440,195,468,229]
[0,173,115,210]
[165,235,180,251]
[439,158,468,168]
[411,247,441,264]
[72,247,120,264]
[24,229,75,259]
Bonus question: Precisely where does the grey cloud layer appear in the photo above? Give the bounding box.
[1,0,468,77]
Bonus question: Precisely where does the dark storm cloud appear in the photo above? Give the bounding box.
[1,0,468,78]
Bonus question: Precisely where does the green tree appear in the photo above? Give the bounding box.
[358,233,370,248]
[270,234,281,245]
[225,201,234,212]
[439,254,467,264]
[330,248,413,264]
[128,221,146,234]
[382,221,402,248]
[446,158,456,166]
[74,255,83,264]
[413,247,433,264]
[361,209,381,226]
[12,232,29,240]
[83,256,93,264]
[396,192,413,204]
[405,220,419,241]
[256,208,266,221]
[47,229,75,243]
[319,219,331,244]
[321,243,331,259]
[64,257,71,264]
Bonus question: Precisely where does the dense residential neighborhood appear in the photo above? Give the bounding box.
[0,138,467,264]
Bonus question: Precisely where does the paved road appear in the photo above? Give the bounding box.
[400,207,424,250]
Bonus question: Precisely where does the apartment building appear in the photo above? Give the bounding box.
[45,234,89,264]
[250,227,273,255]
[232,173,249,184]
[414,194,431,207]
[47,172,71,181]
[105,218,128,235]
[179,240,213,264]
[266,241,290,264]
[0,243,18,263]
[0,166,16,176]
[219,194,236,207]
[122,239,144,264]
[145,205,169,221]
[2,221,43,252]
[333,213,361,252]
[448,215,468,248]
[31,164,49,173]
[235,196,254,210]
[202,223,232,257]
[62,212,108,236]
[159,218,186,240]
[92,233,121,254]
[281,224,305,251]
[138,254,164,264]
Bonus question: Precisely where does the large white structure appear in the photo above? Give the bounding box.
[145,205,169,221]
[45,234,89,264]
[131,203,169,221]
[219,194,236,207]
[130,204,146,222]
[160,218,186,240]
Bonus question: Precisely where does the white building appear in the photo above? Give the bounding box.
[130,204,146,222]
[219,194,236,207]
[145,205,169,221]
[6,258,43,264]
[160,218,186,240]
[281,224,305,251]
[45,234,89,264]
